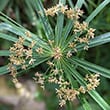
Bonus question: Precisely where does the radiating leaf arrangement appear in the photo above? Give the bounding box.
[0,0,110,109]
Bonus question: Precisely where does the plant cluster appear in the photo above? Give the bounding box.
[8,3,100,107]
[0,0,110,110]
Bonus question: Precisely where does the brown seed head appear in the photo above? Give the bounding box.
[52,47,62,60]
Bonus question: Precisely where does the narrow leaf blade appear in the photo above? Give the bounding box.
[0,50,10,56]
[86,0,110,23]
[72,57,110,79]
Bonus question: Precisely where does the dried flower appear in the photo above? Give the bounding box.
[78,86,86,94]
[66,51,72,58]
[52,47,62,60]
[78,37,89,44]
[52,68,59,75]
[44,5,59,16]
[87,28,96,38]
[68,42,76,48]
[44,4,68,16]
[25,48,33,59]
[36,47,43,54]
[25,31,31,37]
[84,45,89,50]
[66,8,75,19]
[56,88,79,107]
[48,40,54,45]
[59,100,66,107]
[34,72,45,89]
[85,74,100,91]
[47,61,54,67]
[29,58,36,65]
[21,65,27,70]
[60,4,68,14]
[29,40,36,48]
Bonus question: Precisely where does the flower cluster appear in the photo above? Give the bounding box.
[8,32,46,82]
[52,47,62,60]
[44,4,68,16]
[8,3,99,108]
[44,3,83,19]
[44,3,95,54]
[9,37,26,66]
[56,88,79,107]
[34,72,45,89]
[8,37,26,80]
[78,74,100,93]
[9,37,35,71]
[34,69,100,107]
[85,74,100,91]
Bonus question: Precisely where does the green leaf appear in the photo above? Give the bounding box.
[71,57,110,79]
[55,0,66,45]
[24,0,38,26]
[89,90,110,110]
[0,32,34,49]
[75,0,85,8]
[0,0,9,11]
[15,6,21,24]
[31,0,54,40]
[86,0,97,8]
[61,20,73,46]
[89,32,110,47]
[55,13,64,42]
[0,22,28,39]
[76,32,110,51]
[0,65,9,75]
[67,0,74,8]
[0,50,10,56]
[0,33,18,42]
[0,12,23,28]
[0,13,45,45]
[80,97,92,110]
[86,0,110,23]
[0,22,46,48]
